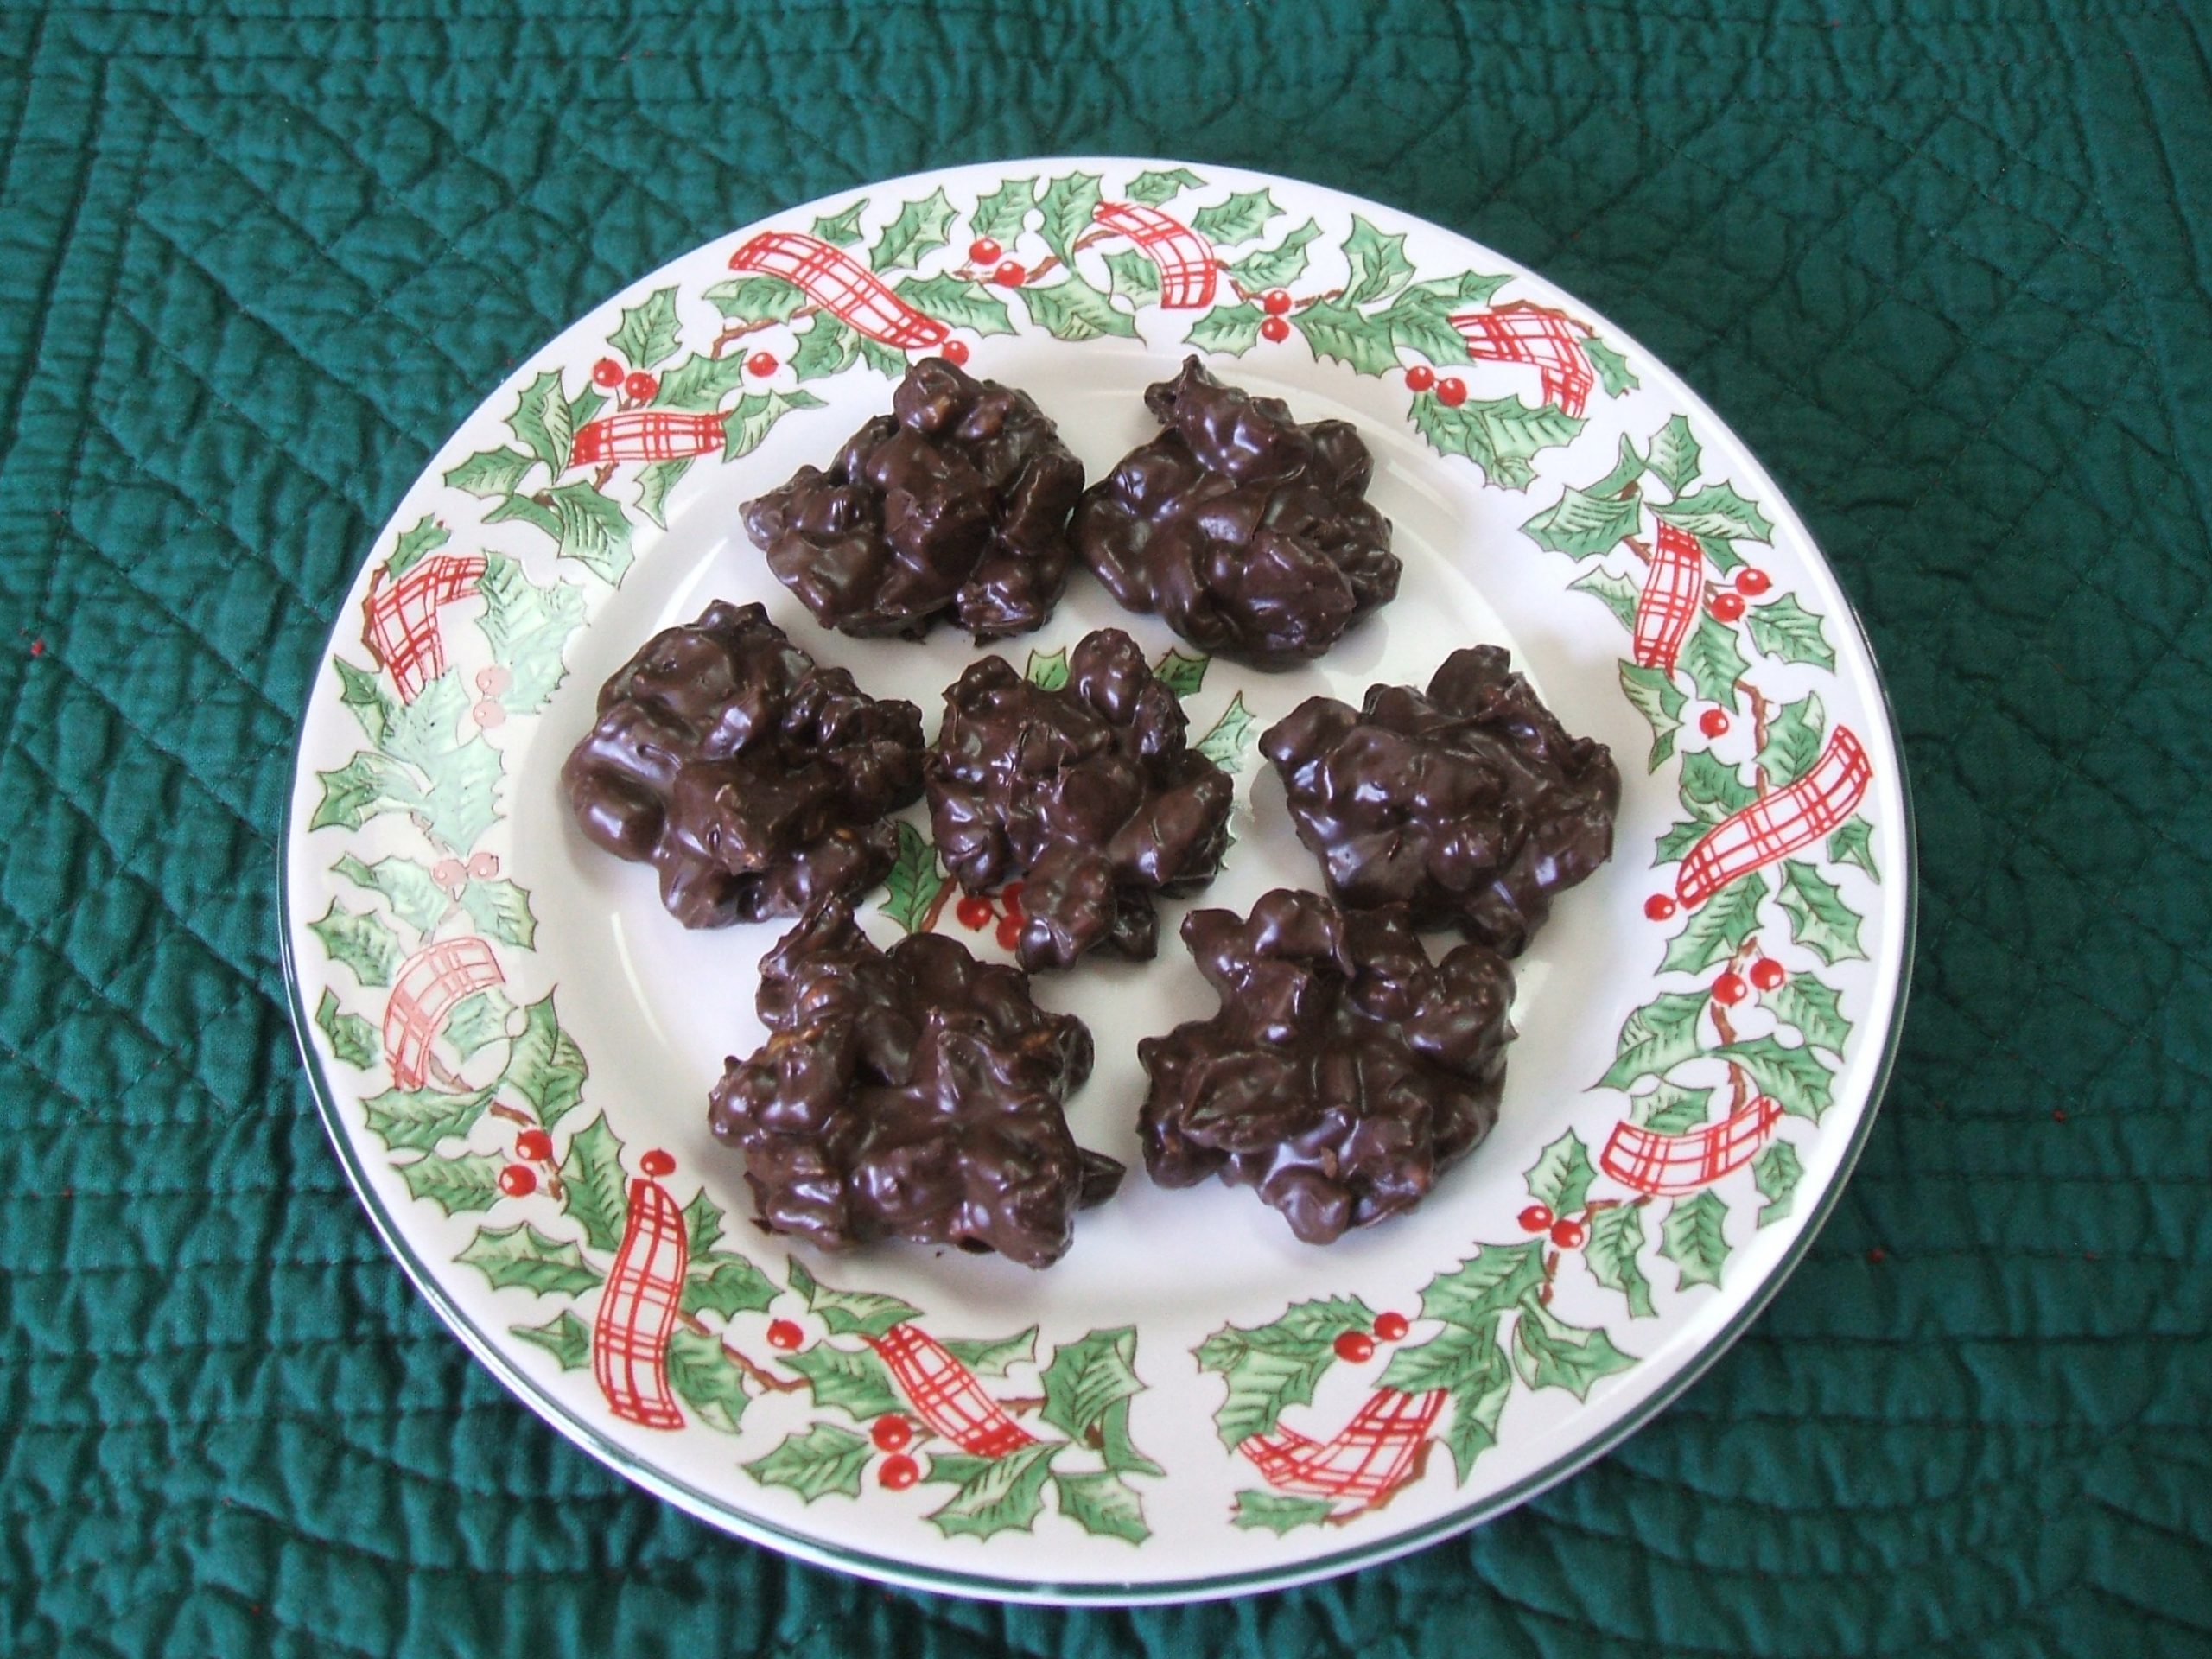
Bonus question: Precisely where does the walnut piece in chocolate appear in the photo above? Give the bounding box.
[708,900,1122,1268]
[1071,357,1400,669]
[741,355,1084,641]
[1262,645,1621,957]
[925,627,1236,972]
[562,601,925,928]
[1139,890,1515,1245]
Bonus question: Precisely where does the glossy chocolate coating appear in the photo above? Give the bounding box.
[925,627,1236,972]
[741,356,1084,641]
[1138,890,1515,1244]
[561,601,925,928]
[708,899,1122,1268]
[1262,645,1621,956]
[1070,357,1400,668]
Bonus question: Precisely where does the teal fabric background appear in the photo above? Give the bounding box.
[6,2,2210,1652]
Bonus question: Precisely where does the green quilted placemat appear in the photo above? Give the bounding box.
[4,3,2208,1654]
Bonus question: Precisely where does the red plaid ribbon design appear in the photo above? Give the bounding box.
[728,231,948,348]
[1240,1389,1446,1506]
[569,410,727,466]
[1090,201,1218,308]
[1450,304,1597,416]
[364,553,486,704]
[1677,726,1872,906]
[592,1177,690,1430]
[382,937,503,1090]
[1634,522,1706,672]
[1600,1096,1783,1196]
[867,1323,1036,1459]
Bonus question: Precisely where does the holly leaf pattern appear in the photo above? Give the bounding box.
[1232,1491,1335,1535]
[1618,661,1686,770]
[785,1257,920,1338]
[1226,219,1319,289]
[1340,213,1414,305]
[456,1223,600,1297]
[1655,484,1775,544]
[1638,1079,1714,1134]
[1195,1296,1376,1446]
[1292,301,1398,376]
[1569,568,1638,631]
[1660,871,1768,975]
[1020,276,1139,342]
[441,989,512,1062]
[942,1326,1038,1379]
[385,516,450,582]
[1095,1398,1164,1479]
[309,899,400,988]
[1745,594,1838,671]
[1754,1141,1805,1226]
[1758,692,1825,786]
[790,312,861,381]
[332,851,445,936]
[1828,817,1880,881]
[745,1422,870,1503]
[314,988,378,1069]
[1152,648,1210,697]
[397,1151,498,1216]
[870,187,956,272]
[1053,1471,1148,1545]
[1194,692,1255,772]
[969,176,1038,244]
[1645,414,1702,496]
[703,275,806,326]
[1412,394,1583,490]
[1510,1301,1636,1400]
[810,200,867,246]
[724,389,826,459]
[1654,817,1706,863]
[923,1444,1057,1540]
[334,658,393,748]
[1524,1130,1597,1218]
[1767,971,1851,1055]
[1524,480,1645,557]
[1681,611,1751,706]
[652,350,750,413]
[664,1330,753,1433]
[506,371,575,473]
[1407,270,1511,308]
[360,1084,493,1154]
[1777,860,1866,963]
[458,876,537,949]
[784,1340,904,1421]
[1599,988,1713,1091]
[1036,171,1105,265]
[445,446,535,500]
[512,1310,591,1370]
[506,992,588,1128]
[1658,1190,1730,1290]
[681,1188,725,1256]
[1191,188,1279,247]
[556,1114,628,1254]
[1126,166,1203,207]
[680,1253,780,1320]
[878,821,946,936]
[1041,1325,1143,1443]
[1378,294,1468,370]
[477,553,585,713]
[1103,248,1160,308]
[1378,1321,1511,1478]
[1587,1203,1657,1317]
[312,752,416,833]
[1583,334,1638,397]
[1185,302,1265,356]
[1681,750,1757,821]
[1416,1242,1547,1330]
[1716,1034,1837,1121]
[544,482,632,584]
[1025,646,1070,690]
[897,273,1016,337]
[608,287,681,371]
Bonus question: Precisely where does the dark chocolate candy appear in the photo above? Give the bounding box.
[561,601,925,928]
[1138,889,1515,1244]
[1262,645,1620,956]
[741,355,1084,641]
[925,627,1235,972]
[1070,357,1400,669]
[708,899,1122,1268]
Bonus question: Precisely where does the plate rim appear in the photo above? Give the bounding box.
[279,153,1918,1605]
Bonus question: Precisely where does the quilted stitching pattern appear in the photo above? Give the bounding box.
[4,3,2209,1654]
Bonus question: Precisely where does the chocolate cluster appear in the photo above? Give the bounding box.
[561,601,925,928]
[1262,645,1621,956]
[708,900,1122,1268]
[1071,358,1400,668]
[925,628,1236,972]
[1138,890,1515,1244]
[741,356,1085,641]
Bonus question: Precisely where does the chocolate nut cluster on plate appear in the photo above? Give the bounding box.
[925,627,1235,972]
[741,356,1085,642]
[1138,889,1516,1244]
[708,899,1122,1268]
[560,600,925,928]
[1071,357,1402,668]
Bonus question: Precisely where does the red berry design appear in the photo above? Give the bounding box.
[969,238,1001,265]
[1436,377,1468,407]
[474,664,512,696]
[515,1129,553,1163]
[872,1414,912,1452]
[956,895,994,931]
[1700,708,1731,739]
[1259,315,1291,342]
[467,850,498,880]
[1713,972,1749,1006]
[1711,591,1747,623]
[879,1453,919,1491]
[497,1164,537,1198]
[940,340,970,366]
[592,357,624,388]
[1405,365,1435,392]
[623,371,658,403]
[1550,1217,1587,1250]
[766,1319,804,1351]
[1736,567,1771,596]
[1373,1311,1410,1342]
[1518,1204,1554,1233]
[1645,893,1678,922]
[1262,289,1293,315]
[473,699,506,728]
[991,261,1027,288]
[431,858,466,892]
[1751,957,1787,992]
[1000,882,1024,920]
[1333,1330,1376,1363]
[639,1148,676,1179]
[995,916,1022,952]
[746,351,778,378]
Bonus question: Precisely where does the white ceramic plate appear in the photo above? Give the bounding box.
[283,158,1913,1605]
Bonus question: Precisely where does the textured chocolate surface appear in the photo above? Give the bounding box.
[925,627,1235,972]
[1262,645,1621,956]
[561,601,925,928]
[1138,890,1515,1244]
[1071,357,1400,668]
[708,900,1122,1268]
[741,355,1084,641]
